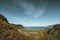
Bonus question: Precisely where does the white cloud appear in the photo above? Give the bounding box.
[19,0,48,18]
[5,16,27,24]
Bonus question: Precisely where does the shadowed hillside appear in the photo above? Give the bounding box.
[0,14,60,40]
[40,24,60,40]
[0,14,33,40]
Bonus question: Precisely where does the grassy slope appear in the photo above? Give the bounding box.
[0,14,60,40]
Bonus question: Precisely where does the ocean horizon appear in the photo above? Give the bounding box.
[24,26,49,30]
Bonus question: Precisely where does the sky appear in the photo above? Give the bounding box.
[0,0,60,26]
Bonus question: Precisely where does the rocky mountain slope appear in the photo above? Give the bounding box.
[0,14,60,40]
[0,14,33,40]
[47,24,60,40]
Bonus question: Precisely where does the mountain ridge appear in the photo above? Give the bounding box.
[0,14,60,40]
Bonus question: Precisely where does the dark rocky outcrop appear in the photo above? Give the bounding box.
[0,14,8,23]
[40,24,60,40]
[46,24,60,40]
[47,24,60,34]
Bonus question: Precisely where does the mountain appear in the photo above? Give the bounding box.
[45,24,60,40]
[0,14,33,40]
[0,14,60,40]
[47,24,60,34]
[0,14,8,23]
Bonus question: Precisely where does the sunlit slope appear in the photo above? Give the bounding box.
[0,14,60,40]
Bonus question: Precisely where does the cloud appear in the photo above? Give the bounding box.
[19,0,48,18]
[5,15,27,24]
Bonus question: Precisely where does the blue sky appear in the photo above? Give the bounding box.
[0,0,60,26]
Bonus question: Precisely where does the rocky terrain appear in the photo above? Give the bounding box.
[0,14,60,40]
[0,14,33,40]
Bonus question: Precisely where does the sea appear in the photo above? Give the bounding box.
[24,26,50,30]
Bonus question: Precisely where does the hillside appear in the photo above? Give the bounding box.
[0,14,60,40]
[0,14,33,40]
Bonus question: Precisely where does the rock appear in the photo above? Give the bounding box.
[10,24,24,33]
[47,24,60,34]
[1,14,60,40]
[11,24,24,29]
[0,14,8,23]
[47,24,60,40]
[0,22,21,40]
[53,24,60,29]
[0,14,33,40]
